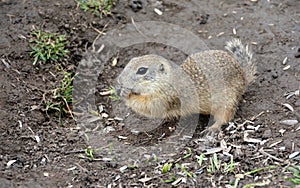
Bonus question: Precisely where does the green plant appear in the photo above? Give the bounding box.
[85,147,96,160]
[78,147,101,160]
[29,29,69,65]
[197,153,205,167]
[45,71,75,119]
[109,86,121,101]
[286,166,300,185]
[233,165,278,188]
[164,176,176,183]
[183,148,192,159]
[76,0,114,17]
[208,157,215,173]
[244,165,277,176]
[176,163,193,178]
[109,143,113,154]
[203,153,235,174]
[162,162,173,174]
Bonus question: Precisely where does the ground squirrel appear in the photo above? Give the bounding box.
[116,39,256,137]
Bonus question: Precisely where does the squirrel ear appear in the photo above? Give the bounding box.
[159,64,165,72]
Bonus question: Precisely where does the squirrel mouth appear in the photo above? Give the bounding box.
[128,91,141,98]
[119,87,141,99]
[131,91,140,95]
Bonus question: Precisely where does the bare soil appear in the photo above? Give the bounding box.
[0,0,300,187]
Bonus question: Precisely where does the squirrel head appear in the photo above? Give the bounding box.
[116,54,173,98]
[116,54,181,118]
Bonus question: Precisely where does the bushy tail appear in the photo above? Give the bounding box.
[225,38,256,85]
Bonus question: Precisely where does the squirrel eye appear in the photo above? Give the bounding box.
[136,67,148,75]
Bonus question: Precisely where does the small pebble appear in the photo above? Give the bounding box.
[131,129,140,135]
[144,154,151,159]
[35,135,40,143]
[262,129,272,138]
[98,105,104,113]
[40,158,46,164]
[112,58,118,66]
[271,71,278,79]
[119,165,128,173]
[283,65,290,70]
[129,0,146,12]
[279,146,286,151]
[101,113,109,118]
[103,126,115,134]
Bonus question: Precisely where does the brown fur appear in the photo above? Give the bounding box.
[117,39,255,136]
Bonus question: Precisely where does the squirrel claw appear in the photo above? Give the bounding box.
[200,126,223,144]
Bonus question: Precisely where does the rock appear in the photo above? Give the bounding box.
[197,14,209,24]
[262,129,272,138]
[129,0,147,12]
[271,71,278,79]
[194,11,209,24]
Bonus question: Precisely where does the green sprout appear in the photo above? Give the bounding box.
[45,71,75,120]
[109,86,121,101]
[109,143,113,154]
[244,165,277,176]
[197,153,205,167]
[29,29,69,65]
[207,157,216,173]
[164,176,177,183]
[176,163,193,178]
[78,147,101,160]
[162,162,173,174]
[233,165,278,188]
[205,153,235,174]
[183,148,192,159]
[85,147,96,160]
[76,0,114,17]
[286,166,300,185]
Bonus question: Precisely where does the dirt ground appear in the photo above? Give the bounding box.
[1,0,300,187]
